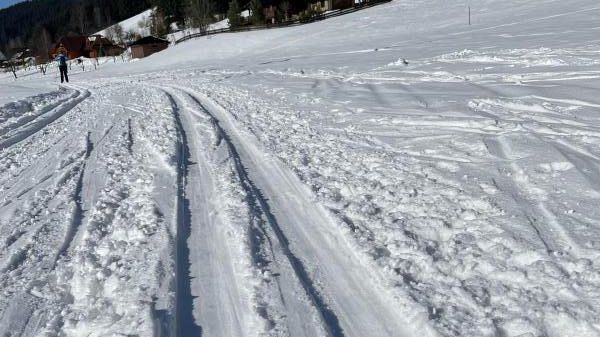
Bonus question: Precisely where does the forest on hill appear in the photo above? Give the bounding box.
[0,0,151,52]
[0,0,309,56]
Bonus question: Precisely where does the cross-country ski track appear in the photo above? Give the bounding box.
[163,85,426,337]
[0,80,430,337]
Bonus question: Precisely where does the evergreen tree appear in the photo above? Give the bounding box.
[0,0,153,52]
[150,9,169,37]
[0,0,314,52]
[249,0,263,25]
[152,0,182,24]
[279,0,290,21]
[227,0,241,28]
[29,25,52,62]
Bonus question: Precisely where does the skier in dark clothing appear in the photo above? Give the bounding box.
[56,46,69,83]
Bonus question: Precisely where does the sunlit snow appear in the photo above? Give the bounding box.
[1,1,600,336]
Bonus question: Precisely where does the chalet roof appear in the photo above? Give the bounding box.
[88,35,118,47]
[129,36,169,46]
[9,48,33,60]
[55,36,88,52]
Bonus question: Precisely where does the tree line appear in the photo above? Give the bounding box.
[0,0,151,55]
[151,0,310,35]
[0,0,312,57]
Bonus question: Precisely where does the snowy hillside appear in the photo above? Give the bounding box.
[95,8,231,43]
[95,9,153,39]
[168,18,230,41]
[1,1,600,337]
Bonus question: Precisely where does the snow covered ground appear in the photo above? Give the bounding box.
[94,7,231,44]
[0,80,56,105]
[94,9,154,38]
[168,18,230,42]
[1,0,600,336]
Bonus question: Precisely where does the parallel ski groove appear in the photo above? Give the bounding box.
[56,132,94,260]
[483,136,581,256]
[127,118,134,154]
[0,88,90,150]
[178,89,346,337]
[166,92,203,337]
[0,88,77,136]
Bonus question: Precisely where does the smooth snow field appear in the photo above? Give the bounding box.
[1,0,600,336]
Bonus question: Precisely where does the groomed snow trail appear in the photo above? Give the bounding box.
[164,87,328,337]
[0,83,184,337]
[0,86,89,150]
[0,85,91,336]
[163,85,428,337]
[176,85,433,337]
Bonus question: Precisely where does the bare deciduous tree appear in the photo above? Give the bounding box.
[8,61,18,79]
[279,0,290,21]
[29,25,52,75]
[124,29,137,44]
[37,58,49,75]
[7,36,23,51]
[187,0,214,33]
[93,5,104,29]
[149,10,168,37]
[106,23,124,44]
[73,3,88,34]
[104,6,113,27]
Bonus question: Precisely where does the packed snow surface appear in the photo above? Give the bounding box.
[1,0,600,337]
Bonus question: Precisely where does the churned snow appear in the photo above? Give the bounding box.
[1,0,600,337]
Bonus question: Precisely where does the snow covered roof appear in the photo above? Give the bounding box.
[88,36,118,47]
[9,48,32,60]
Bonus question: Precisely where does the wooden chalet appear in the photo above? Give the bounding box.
[310,0,354,12]
[50,36,89,59]
[49,35,125,59]
[88,35,125,58]
[7,48,36,66]
[129,36,169,59]
[263,5,277,23]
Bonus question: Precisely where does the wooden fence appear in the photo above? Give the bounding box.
[175,0,392,44]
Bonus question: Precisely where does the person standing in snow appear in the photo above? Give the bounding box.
[56,45,69,83]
